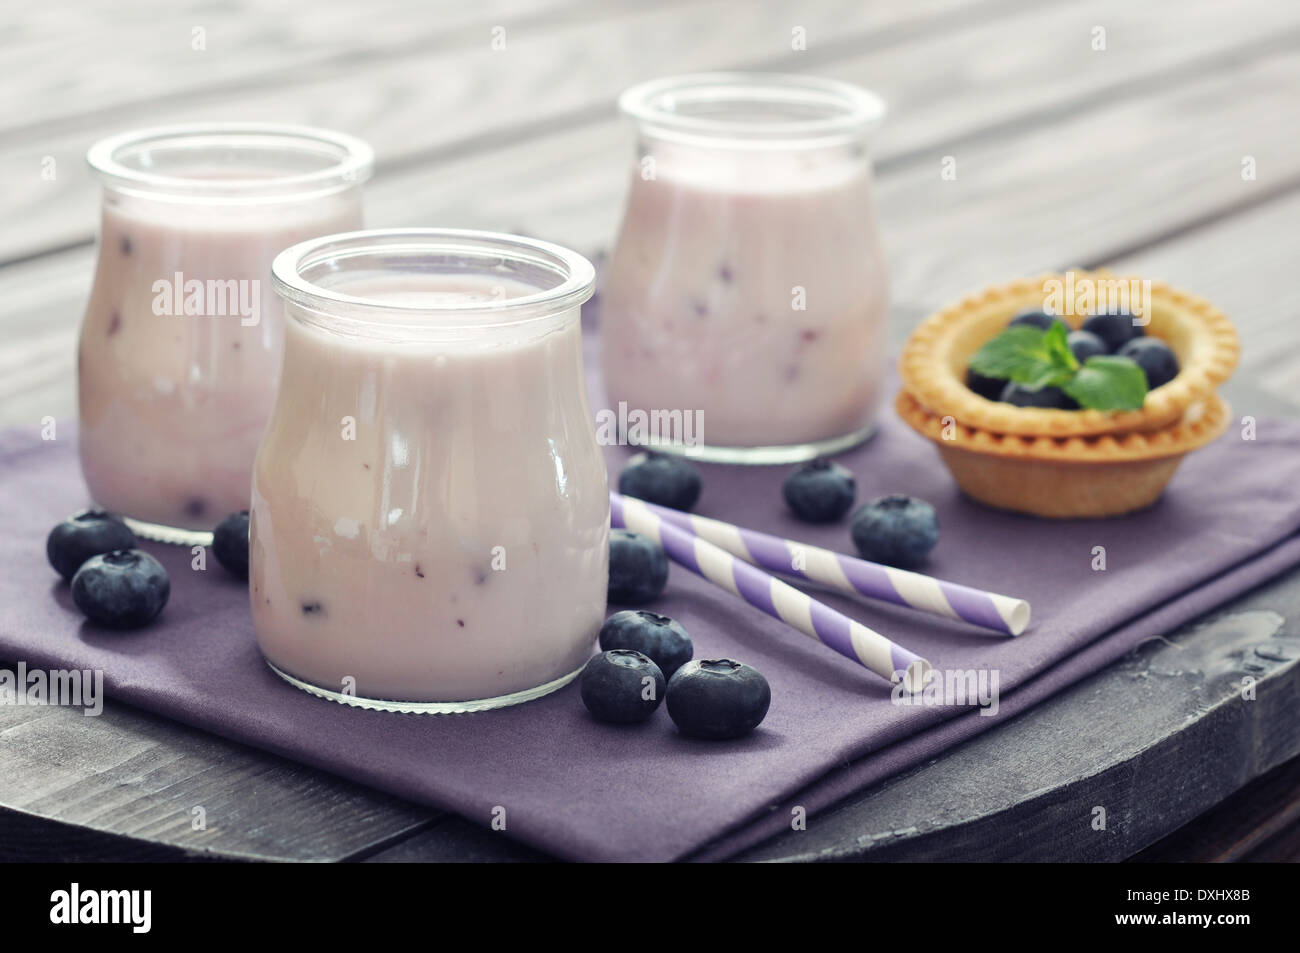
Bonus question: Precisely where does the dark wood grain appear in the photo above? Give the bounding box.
[359,817,551,863]
[1130,757,1300,862]
[735,586,1300,862]
[0,693,433,862]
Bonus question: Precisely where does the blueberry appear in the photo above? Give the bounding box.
[618,451,702,512]
[782,459,856,523]
[46,509,137,582]
[850,495,939,569]
[965,367,1007,401]
[1080,311,1144,352]
[999,381,1079,410]
[70,549,170,628]
[1119,337,1180,389]
[213,511,249,579]
[599,610,693,679]
[1067,329,1108,364]
[580,649,665,724]
[666,659,771,740]
[608,529,669,603]
[1008,309,1069,335]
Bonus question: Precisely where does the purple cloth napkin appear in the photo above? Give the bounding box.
[4,365,1300,862]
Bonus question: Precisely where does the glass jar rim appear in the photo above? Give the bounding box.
[86,123,374,199]
[618,72,886,149]
[271,228,596,334]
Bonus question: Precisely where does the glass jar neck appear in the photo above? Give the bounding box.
[632,131,872,197]
[88,123,373,206]
[619,72,885,152]
[273,229,596,345]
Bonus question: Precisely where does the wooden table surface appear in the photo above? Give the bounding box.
[2,0,1299,862]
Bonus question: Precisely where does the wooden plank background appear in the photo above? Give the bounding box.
[1,0,1297,861]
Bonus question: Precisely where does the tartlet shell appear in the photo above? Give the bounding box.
[898,272,1239,437]
[895,391,1231,518]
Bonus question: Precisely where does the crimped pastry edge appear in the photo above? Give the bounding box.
[894,390,1231,463]
[898,272,1240,437]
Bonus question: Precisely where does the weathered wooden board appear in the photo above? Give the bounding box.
[1132,757,1300,862]
[0,696,433,861]
[738,594,1300,861]
[360,818,550,863]
[1107,192,1300,410]
[2,0,1299,862]
[5,34,1300,428]
[10,0,1299,264]
[0,0,627,137]
[0,0,1003,262]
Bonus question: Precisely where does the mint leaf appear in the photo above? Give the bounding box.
[967,324,1149,410]
[1043,321,1078,373]
[969,324,1074,389]
[1062,356,1148,411]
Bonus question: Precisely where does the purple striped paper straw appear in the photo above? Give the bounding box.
[612,494,931,692]
[623,495,1030,636]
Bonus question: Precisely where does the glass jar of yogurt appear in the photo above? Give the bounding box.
[79,124,373,543]
[601,73,888,463]
[256,228,608,713]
